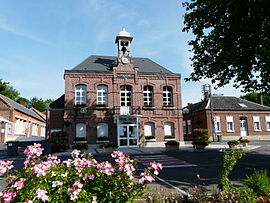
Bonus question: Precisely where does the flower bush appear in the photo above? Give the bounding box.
[239,138,250,144]
[0,143,162,202]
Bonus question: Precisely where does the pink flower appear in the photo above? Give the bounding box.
[73,180,83,189]
[97,161,115,175]
[35,188,49,202]
[52,181,64,187]
[138,172,155,184]
[0,160,14,176]
[12,178,26,190]
[0,191,3,197]
[6,175,16,184]
[24,143,43,158]
[3,191,16,201]
[149,162,163,175]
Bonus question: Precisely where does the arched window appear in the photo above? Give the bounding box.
[97,85,108,105]
[164,122,174,138]
[75,85,87,105]
[143,86,153,105]
[97,123,108,140]
[144,122,155,138]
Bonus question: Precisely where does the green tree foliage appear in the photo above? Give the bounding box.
[16,97,30,107]
[28,97,54,112]
[0,79,20,100]
[240,92,270,107]
[182,0,270,93]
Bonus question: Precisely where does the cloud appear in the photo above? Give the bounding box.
[0,17,48,44]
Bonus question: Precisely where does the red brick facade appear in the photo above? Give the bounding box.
[183,97,270,141]
[47,29,183,147]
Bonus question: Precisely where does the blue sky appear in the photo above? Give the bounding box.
[0,0,242,106]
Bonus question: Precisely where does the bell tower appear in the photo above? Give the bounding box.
[115,28,133,64]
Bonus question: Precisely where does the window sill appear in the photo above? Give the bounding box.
[97,140,109,143]
[142,106,156,110]
[96,106,109,110]
[254,129,262,132]
[162,106,175,110]
[227,131,235,133]
[165,138,176,141]
[145,139,156,142]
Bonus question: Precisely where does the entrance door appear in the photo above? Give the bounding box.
[240,119,248,136]
[119,124,138,147]
[120,86,132,115]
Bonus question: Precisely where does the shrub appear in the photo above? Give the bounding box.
[164,135,175,139]
[244,170,270,198]
[74,137,86,142]
[192,129,210,147]
[145,135,155,140]
[227,140,240,146]
[0,143,163,202]
[218,149,244,190]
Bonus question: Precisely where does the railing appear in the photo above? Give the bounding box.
[113,106,141,115]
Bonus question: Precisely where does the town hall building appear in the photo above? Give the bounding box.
[47,28,183,147]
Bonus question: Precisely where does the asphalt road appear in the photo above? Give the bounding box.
[1,142,270,194]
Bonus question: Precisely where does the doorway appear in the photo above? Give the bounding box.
[240,117,248,137]
[119,124,138,147]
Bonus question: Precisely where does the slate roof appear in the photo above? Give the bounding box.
[49,94,64,109]
[65,55,178,76]
[184,96,270,112]
[0,94,45,121]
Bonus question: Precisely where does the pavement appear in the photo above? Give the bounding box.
[53,142,261,156]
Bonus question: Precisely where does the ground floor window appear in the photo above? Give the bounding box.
[183,121,187,134]
[164,122,174,139]
[97,123,108,141]
[76,123,86,138]
[214,116,221,132]
[144,122,155,139]
[226,116,234,132]
[253,116,261,131]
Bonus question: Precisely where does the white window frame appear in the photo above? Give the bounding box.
[75,85,87,105]
[97,85,108,105]
[144,122,155,137]
[226,116,234,132]
[214,116,221,132]
[143,86,153,105]
[253,116,261,131]
[266,116,270,131]
[164,122,174,136]
[97,123,108,138]
[163,86,172,105]
[120,85,132,107]
[187,120,192,134]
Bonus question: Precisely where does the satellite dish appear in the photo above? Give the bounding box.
[80,107,87,114]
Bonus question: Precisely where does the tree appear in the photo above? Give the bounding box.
[182,0,270,93]
[0,79,20,100]
[16,97,30,107]
[240,92,270,107]
[28,97,54,112]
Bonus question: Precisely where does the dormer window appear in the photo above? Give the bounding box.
[97,85,108,105]
[75,85,87,105]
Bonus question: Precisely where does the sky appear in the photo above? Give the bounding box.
[0,0,243,106]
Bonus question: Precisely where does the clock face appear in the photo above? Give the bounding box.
[121,57,129,64]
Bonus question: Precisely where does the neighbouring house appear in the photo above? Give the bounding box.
[182,92,270,141]
[47,28,183,148]
[0,94,46,142]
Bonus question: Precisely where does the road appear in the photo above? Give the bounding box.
[1,142,270,194]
